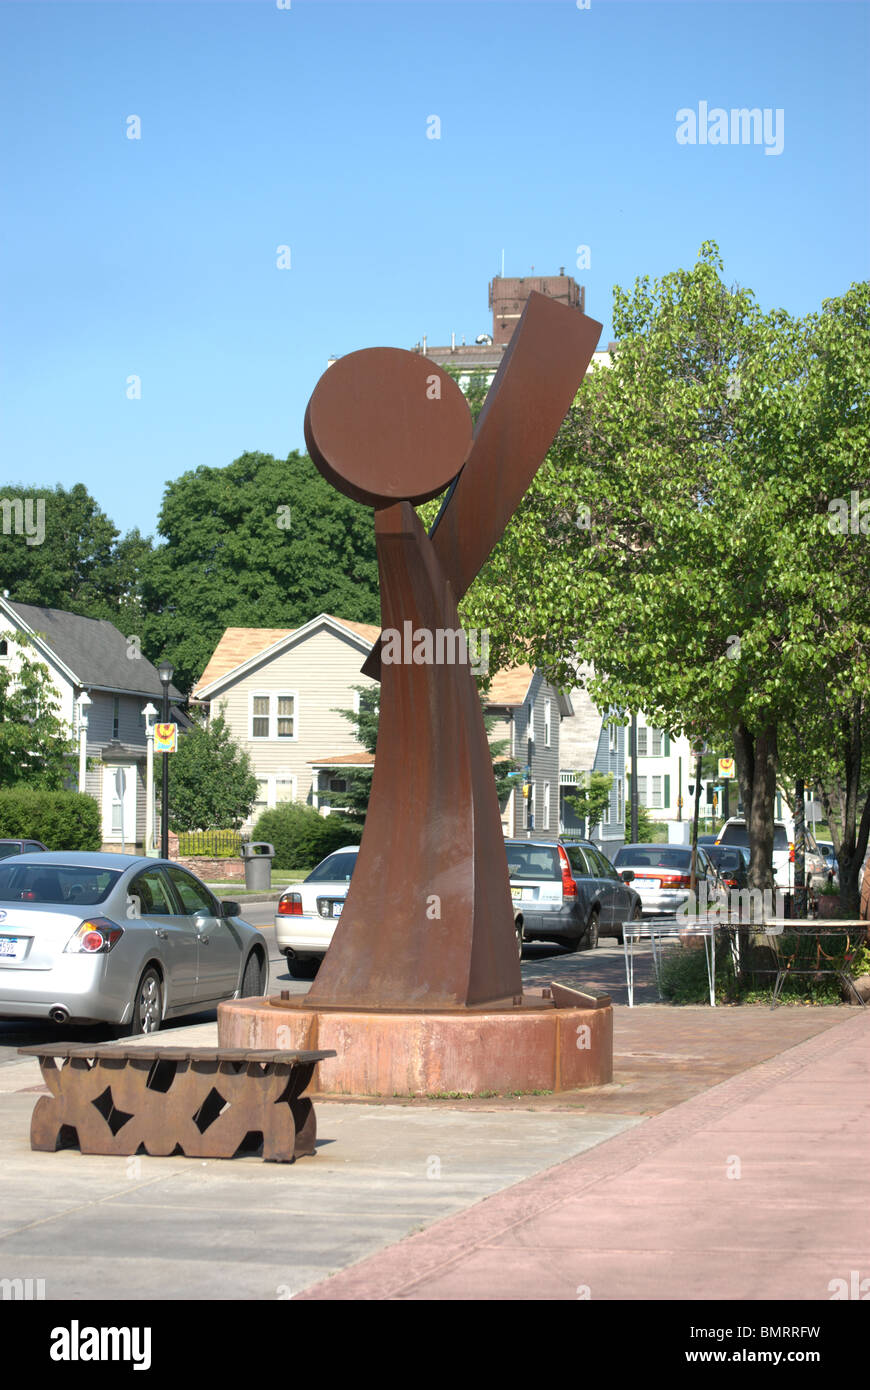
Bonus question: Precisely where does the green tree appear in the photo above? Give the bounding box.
[323,679,521,825]
[0,632,76,788]
[565,771,613,835]
[461,244,863,893]
[141,451,379,694]
[0,483,150,633]
[164,712,259,832]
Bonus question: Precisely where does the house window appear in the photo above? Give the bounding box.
[112,696,120,741]
[637,727,648,757]
[542,782,550,830]
[651,728,663,757]
[544,700,551,749]
[617,777,623,823]
[275,777,296,803]
[525,782,535,830]
[329,777,348,793]
[651,775,663,809]
[637,776,648,807]
[526,703,534,744]
[0,639,8,658]
[251,695,270,739]
[254,779,269,812]
[250,692,297,740]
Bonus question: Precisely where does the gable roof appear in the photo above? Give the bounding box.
[192,613,380,699]
[486,665,536,707]
[0,599,183,699]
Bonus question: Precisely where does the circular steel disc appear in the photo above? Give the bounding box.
[304,347,472,508]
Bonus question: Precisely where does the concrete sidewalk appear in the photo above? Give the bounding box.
[296,1011,870,1301]
[0,997,865,1301]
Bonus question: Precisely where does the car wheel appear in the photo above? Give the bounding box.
[287,957,319,980]
[129,966,163,1036]
[582,909,600,951]
[241,952,263,998]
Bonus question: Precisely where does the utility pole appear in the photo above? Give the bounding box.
[689,751,703,893]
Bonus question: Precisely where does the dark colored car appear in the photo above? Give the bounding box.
[506,838,641,950]
[0,839,48,860]
[705,844,750,891]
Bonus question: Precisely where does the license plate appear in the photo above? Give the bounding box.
[332,903,343,917]
[511,887,523,900]
[634,877,657,886]
[0,937,21,958]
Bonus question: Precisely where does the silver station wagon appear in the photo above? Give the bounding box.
[0,853,267,1034]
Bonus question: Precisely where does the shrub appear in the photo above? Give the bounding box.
[0,788,101,851]
[252,803,362,871]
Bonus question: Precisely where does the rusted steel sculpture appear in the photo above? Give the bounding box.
[19,1044,335,1162]
[303,292,602,1012]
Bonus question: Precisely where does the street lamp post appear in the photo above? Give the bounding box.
[157,662,174,860]
[77,692,92,793]
[142,702,157,855]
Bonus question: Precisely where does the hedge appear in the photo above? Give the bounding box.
[0,788,102,851]
[251,803,362,871]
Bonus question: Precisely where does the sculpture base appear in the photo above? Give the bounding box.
[217,994,613,1097]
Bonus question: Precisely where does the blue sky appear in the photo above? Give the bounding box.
[1,0,868,540]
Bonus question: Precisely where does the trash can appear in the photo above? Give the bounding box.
[241,842,275,892]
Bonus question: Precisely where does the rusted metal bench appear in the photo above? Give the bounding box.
[18,1044,336,1163]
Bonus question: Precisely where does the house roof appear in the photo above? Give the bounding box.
[486,665,535,707]
[308,751,375,767]
[0,599,183,699]
[193,614,380,698]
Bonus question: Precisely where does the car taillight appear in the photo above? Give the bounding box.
[659,873,692,888]
[557,846,576,897]
[64,918,124,954]
[278,893,303,916]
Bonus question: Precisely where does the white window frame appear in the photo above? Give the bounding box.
[274,775,297,805]
[651,728,663,757]
[544,699,551,749]
[651,775,663,809]
[526,702,535,744]
[249,691,298,742]
[637,726,648,757]
[637,775,648,808]
[542,781,550,830]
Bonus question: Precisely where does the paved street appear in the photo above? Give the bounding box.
[0,926,864,1301]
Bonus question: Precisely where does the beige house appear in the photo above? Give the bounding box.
[191,614,379,824]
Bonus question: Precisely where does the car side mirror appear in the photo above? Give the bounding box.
[621,870,635,883]
[220,901,241,918]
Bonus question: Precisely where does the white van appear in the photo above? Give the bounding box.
[715,818,827,890]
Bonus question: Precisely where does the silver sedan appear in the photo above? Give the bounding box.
[0,852,267,1034]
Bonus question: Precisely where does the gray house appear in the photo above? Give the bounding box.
[0,598,184,851]
[558,677,626,857]
[486,665,571,840]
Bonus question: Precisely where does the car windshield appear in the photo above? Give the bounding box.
[613,846,691,870]
[719,823,789,850]
[305,851,358,884]
[0,844,23,860]
[0,864,121,905]
[707,847,742,871]
[505,845,559,880]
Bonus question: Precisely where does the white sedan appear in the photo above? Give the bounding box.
[275,846,359,978]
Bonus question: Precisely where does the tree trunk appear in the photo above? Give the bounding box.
[794,777,806,918]
[733,721,778,892]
